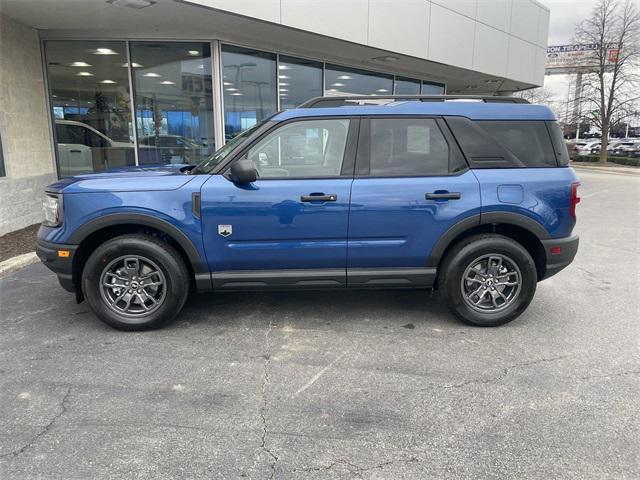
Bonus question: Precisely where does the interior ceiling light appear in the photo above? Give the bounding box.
[230,92,243,96]
[107,0,156,9]
[100,79,116,84]
[376,88,389,92]
[337,75,352,80]
[159,80,176,85]
[372,55,399,62]
[278,65,291,70]
[278,75,290,79]
[122,62,143,68]
[143,72,161,77]
[76,71,94,76]
[70,61,92,67]
[187,50,200,56]
[331,83,345,87]
[279,82,289,86]
[223,82,233,86]
[93,48,118,55]
[225,88,238,92]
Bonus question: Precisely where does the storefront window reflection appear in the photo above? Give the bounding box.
[325,64,393,96]
[130,42,215,165]
[222,45,277,140]
[45,40,135,176]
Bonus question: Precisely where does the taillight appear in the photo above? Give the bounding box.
[570,182,581,222]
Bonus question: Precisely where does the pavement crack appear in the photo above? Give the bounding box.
[259,318,278,479]
[293,457,418,475]
[571,370,640,381]
[0,387,71,459]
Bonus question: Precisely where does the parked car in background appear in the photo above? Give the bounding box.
[38,95,580,331]
[567,139,600,157]
[138,134,204,164]
[55,120,134,176]
[609,140,640,157]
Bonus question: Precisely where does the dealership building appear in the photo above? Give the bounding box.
[0,0,550,235]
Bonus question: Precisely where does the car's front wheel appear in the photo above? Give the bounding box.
[438,234,537,327]
[82,234,190,331]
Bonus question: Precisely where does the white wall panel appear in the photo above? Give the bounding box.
[537,7,550,46]
[533,45,546,84]
[281,0,369,45]
[429,4,475,69]
[431,0,477,19]
[510,0,540,44]
[188,0,281,23]
[368,0,429,58]
[473,23,508,76]
[476,0,512,32]
[507,36,536,83]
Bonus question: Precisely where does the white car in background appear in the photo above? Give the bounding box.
[55,120,133,176]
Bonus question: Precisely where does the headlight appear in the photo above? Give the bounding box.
[42,193,62,227]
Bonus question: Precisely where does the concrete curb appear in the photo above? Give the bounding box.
[571,163,640,176]
[0,252,38,277]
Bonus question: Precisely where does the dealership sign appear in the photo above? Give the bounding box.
[546,43,620,74]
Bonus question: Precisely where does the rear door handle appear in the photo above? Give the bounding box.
[426,192,461,200]
[301,194,337,202]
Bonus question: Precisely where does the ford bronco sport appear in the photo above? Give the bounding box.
[37,95,580,330]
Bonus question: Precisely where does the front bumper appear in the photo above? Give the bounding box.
[36,238,78,292]
[540,234,579,280]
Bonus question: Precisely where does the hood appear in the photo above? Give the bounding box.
[46,164,198,194]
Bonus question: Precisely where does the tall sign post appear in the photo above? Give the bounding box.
[545,43,621,139]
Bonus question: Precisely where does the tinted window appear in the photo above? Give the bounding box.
[325,65,393,95]
[546,121,569,166]
[222,45,277,139]
[478,121,557,167]
[130,41,215,165]
[278,56,323,110]
[421,82,446,95]
[369,118,449,176]
[44,40,135,176]
[246,119,350,178]
[395,77,421,95]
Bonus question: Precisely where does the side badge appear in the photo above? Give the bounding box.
[218,225,232,237]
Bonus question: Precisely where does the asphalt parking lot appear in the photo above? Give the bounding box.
[1,169,638,479]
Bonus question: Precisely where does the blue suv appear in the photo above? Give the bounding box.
[37,96,580,330]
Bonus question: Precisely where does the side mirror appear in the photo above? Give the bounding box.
[228,158,257,184]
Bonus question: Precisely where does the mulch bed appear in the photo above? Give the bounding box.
[0,224,40,263]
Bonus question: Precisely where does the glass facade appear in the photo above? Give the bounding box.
[395,77,421,95]
[278,56,323,110]
[325,64,393,96]
[130,42,215,165]
[222,45,277,140]
[44,40,446,177]
[45,40,135,176]
[421,81,446,95]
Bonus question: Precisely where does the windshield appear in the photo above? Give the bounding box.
[191,125,260,174]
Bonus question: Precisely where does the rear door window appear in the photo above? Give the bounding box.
[477,121,557,167]
[368,118,451,176]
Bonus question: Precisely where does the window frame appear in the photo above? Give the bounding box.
[0,130,5,177]
[355,115,469,178]
[220,116,360,180]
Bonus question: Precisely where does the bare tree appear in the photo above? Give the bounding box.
[574,0,640,162]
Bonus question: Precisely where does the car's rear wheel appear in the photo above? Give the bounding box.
[438,234,537,327]
[82,234,189,331]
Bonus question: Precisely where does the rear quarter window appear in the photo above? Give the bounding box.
[477,121,557,167]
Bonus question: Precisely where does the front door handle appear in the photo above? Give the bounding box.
[301,194,337,202]
[426,192,461,200]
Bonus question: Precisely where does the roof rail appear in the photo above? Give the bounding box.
[298,95,530,108]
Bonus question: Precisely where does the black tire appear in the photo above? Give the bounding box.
[438,234,537,327]
[81,234,190,331]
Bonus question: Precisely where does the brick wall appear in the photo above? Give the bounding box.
[0,14,56,236]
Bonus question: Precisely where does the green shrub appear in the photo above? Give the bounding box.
[572,155,600,163]
[610,157,640,167]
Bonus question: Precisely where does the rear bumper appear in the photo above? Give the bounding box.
[540,234,579,280]
[36,238,78,292]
